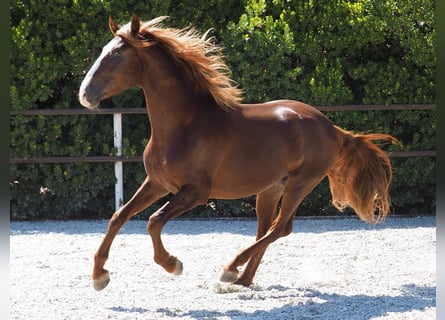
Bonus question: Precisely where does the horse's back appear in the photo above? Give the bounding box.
[239,99,325,121]
[236,99,338,150]
[208,100,339,198]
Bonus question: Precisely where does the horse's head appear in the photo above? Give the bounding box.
[80,15,242,110]
[79,15,146,108]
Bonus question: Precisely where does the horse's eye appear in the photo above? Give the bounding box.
[111,51,121,57]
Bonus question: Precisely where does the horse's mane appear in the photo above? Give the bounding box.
[116,16,243,110]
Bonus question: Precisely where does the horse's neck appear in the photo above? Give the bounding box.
[139,48,206,142]
[143,89,194,135]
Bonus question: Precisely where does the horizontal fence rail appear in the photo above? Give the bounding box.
[10,104,437,163]
[9,103,436,116]
[10,104,436,210]
[8,150,437,165]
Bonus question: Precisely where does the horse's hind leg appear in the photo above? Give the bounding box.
[222,174,325,286]
[92,177,167,291]
[220,183,283,285]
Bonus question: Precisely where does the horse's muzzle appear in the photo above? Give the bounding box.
[79,80,101,109]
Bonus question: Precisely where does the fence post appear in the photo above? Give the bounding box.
[113,113,123,210]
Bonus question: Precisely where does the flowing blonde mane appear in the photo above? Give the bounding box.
[116,16,243,110]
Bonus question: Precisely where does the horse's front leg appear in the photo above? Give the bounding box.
[147,184,208,275]
[92,177,168,291]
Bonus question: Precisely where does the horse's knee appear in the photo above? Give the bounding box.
[107,212,127,234]
[147,213,163,236]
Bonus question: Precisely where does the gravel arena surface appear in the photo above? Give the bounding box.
[10,216,435,320]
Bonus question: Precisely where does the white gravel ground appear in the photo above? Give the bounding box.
[10,216,435,319]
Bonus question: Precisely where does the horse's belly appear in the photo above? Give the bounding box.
[209,156,291,199]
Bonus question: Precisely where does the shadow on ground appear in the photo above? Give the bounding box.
[109,283,435,320]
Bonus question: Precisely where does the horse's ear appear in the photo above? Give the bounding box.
[109,16,120,35]
[130,14,140,37]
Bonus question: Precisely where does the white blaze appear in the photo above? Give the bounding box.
[79,37,122,108]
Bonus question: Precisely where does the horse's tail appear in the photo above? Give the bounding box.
[327,126,399,224]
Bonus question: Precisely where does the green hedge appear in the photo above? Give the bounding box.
[10,0,435,220]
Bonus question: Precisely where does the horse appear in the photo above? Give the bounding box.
[79,15,398,291]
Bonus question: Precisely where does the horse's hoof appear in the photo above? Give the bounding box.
[233,277,252,287]
[219,269,239,283]
[93,271,110,291]
[172,258,183,276]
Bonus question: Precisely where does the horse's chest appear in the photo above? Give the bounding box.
[144,142,200,192]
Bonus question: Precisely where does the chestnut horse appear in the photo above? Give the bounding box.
[79,15,397,291]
